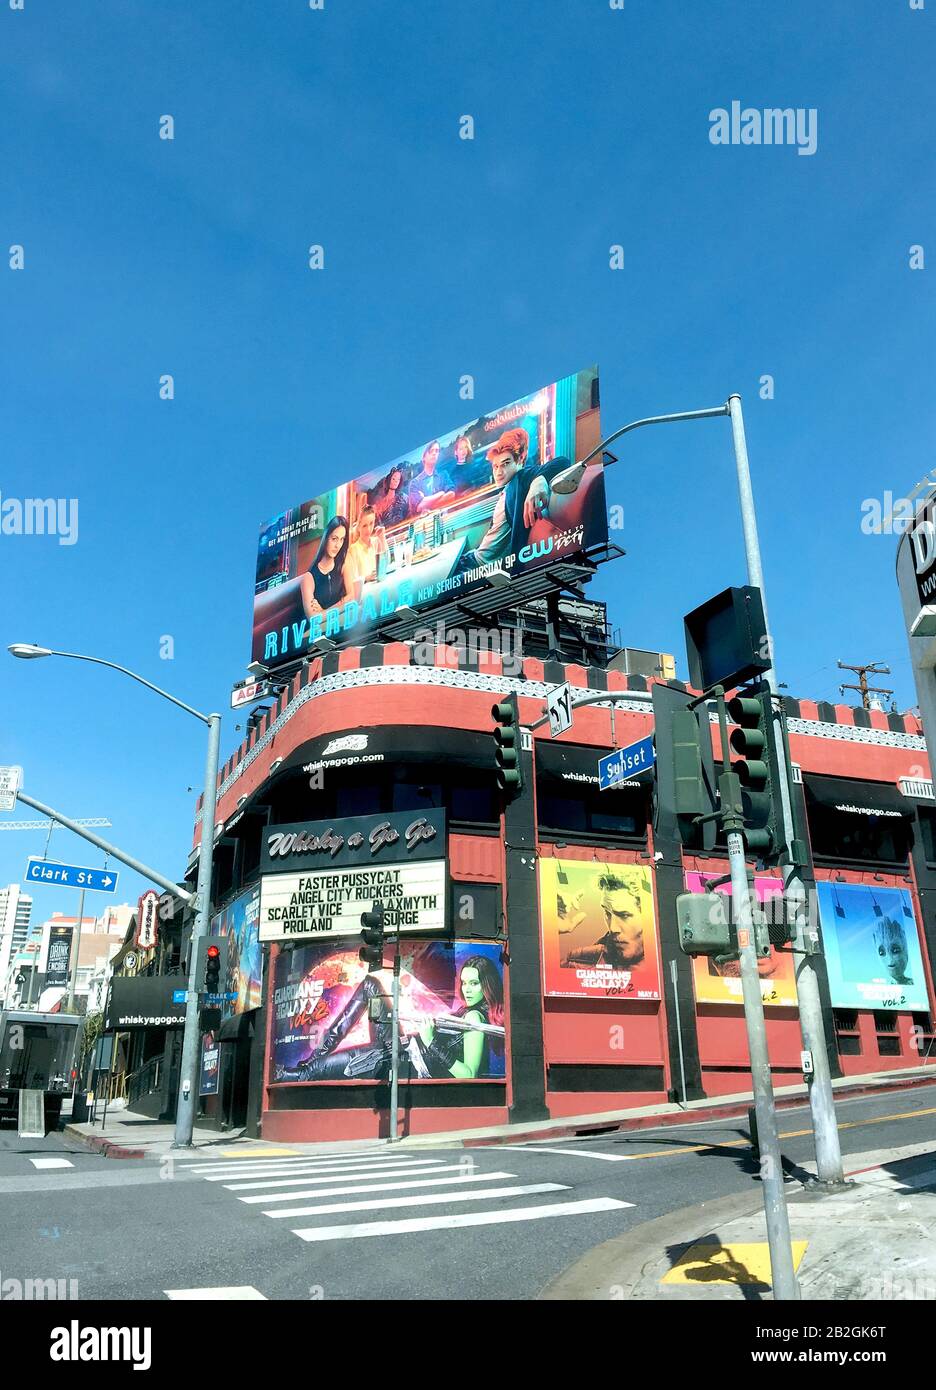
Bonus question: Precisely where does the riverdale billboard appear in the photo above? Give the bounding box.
[252,366,607,669]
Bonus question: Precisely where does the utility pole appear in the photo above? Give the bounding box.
[728,397,844,1186]
[837,660,893,711]
[65,888,86,1014]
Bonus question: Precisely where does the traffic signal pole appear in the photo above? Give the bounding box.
[389,943,401,1144]
[728,396,844,1186]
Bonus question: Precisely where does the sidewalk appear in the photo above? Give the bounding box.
[62,1062,936,1161]
[541,1138,936,1300]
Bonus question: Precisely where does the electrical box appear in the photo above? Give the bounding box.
[676,892,735,956]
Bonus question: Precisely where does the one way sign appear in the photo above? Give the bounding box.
[25,858,120,894]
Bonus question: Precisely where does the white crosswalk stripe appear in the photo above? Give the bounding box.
[186,1149,632,1247]
[201,1156,445,1183]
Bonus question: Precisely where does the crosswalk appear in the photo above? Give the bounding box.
[179,1148,632,1244]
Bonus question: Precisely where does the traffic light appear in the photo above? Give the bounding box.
[193,935,230,995]
[651,681,717,850]
[491,694,523,796]
[205,943,221,994]
[359,901,385,972]
[727,680,785,864]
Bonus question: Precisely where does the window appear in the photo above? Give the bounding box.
[916,808,936,864]
[807,805,911,867]
[537,782,647,842]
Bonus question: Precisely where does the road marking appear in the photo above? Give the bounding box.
[179,1152,380,1172]
[265,1182,568,1220]
[237,1169,515,1204]
[28,1158,74,1170]
[216,1148,300,1159]
[196,1153,445,1175]
[292,1196,631,1241]
[582,1104,936,1163]
[506,1146,633,1161]
[219,1160,448,1189]
[164,1286,268,1300]
[661,1240,809,1286]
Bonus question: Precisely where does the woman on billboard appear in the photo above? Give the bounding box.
[410,955,505,1079]
[368,467,410,527]
[300,515,352,614]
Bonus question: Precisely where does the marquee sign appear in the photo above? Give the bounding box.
[259,859,447,942]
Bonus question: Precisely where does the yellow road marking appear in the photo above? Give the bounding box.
[662,1240,808,1286]
[617,1105,936,1161]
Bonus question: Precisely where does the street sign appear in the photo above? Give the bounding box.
[25,858,119,893]
[202,992,237,1004]
[0,765,23,812]
[172,989,187,1004]
[547,683,574,738]
[598,734,656,791]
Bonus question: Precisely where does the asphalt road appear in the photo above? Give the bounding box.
[1,1083,934,1300]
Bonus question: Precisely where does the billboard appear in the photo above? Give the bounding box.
[684,871,798,1008]
[816,881,929,1011]
[45,925,73,990]
[252,366,606,669]
[200,1030,220,1096]
[271,940,506,1082]
[538,859,661,1000]
[210,883,263,1016]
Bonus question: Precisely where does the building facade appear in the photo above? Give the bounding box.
[183,640,936,1143]
[0,884,33,1004]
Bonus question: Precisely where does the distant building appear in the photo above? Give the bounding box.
[0,885,33,1004]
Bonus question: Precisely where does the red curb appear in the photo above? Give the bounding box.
[464,1071,936,1148]
[63,1127,145,1160]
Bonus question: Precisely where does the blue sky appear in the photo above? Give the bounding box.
[2,0,933,918]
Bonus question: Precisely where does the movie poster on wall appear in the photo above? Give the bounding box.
[271,940,506,1082]
[209,883,263,1017]
[684,872,798,1007]
[251,366,607,670]
[817,881,929,1011]
[538,859,661,1000]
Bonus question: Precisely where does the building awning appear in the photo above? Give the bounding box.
[804,775,914,819]
[281,726,494,777]
[218,1010,255,1043]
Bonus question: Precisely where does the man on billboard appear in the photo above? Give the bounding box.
[453,427,580,575]
[559,870,646,972]
[410,439,456,514]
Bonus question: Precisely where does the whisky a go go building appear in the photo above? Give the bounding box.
[182,367,936,1142]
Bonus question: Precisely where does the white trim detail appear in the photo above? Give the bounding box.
[900,776,935,801]
[195,666,927,822]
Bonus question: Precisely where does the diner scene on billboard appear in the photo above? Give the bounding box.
[272,940,506,1082]
[816,881,930,1011]
[252,366,607,669]
[684,871,798,1007]
[209,883,263,1017]
[539,858,661,1000]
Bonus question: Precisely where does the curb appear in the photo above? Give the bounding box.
[463,1070,936,1149]
[538,1186,768,1300]
[62,1125,146,1160]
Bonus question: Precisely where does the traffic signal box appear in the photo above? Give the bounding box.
[492,694,523,796]
[192,935,230,995]
[359,901,386,972]
[726,680,786,865]
[651,681,717,851]
[676,888,773,960]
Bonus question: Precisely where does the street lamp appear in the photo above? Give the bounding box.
[8,642,221,1148]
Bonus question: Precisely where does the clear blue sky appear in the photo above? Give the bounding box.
[2,0,933,917]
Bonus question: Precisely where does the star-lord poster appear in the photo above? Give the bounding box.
[539,859,661,1000]
[685,871,798,1007]
[272,940,506,1082]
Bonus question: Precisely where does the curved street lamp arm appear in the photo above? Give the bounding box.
[49,650,212,725]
